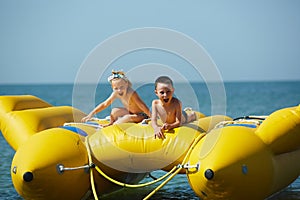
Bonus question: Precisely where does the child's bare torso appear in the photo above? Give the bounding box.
[155,98,180,124]
[118,88,143,114]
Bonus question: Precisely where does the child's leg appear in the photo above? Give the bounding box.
[186,112,196,122]
[114,113,147,124]
[109,107,129,124]
[182,110,197,123]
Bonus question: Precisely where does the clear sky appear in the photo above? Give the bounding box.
[1,0,300,84]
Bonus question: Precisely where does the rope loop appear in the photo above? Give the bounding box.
[84,132,206,200]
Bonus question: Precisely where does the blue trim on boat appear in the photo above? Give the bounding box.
[60,126,88,137]
[86,121,99,126]
[227,124,257,128]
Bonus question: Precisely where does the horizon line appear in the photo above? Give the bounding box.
[1,79,300,85]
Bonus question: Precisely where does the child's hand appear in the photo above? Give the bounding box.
[162,123,171,130]
[154,127,166,139]
[81,115,92,122]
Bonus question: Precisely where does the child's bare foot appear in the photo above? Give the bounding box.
[184,107,197,123]
[189,111,197,122]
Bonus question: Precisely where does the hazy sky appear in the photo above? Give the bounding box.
[1,0,300,84]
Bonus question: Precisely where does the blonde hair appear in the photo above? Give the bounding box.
[107,70,132,87]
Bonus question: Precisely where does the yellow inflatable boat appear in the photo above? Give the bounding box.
[0,95,300,200]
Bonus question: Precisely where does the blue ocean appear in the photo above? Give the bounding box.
[1,81,300,200]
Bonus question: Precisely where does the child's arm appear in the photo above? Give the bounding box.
[81,92,116,122]
[151,100,165,139]
[132,92,151,117]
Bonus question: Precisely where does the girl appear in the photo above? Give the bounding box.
[81,70,151,126]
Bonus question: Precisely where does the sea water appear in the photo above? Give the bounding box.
[0,81,300,200]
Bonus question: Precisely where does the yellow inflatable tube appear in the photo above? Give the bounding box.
[11,128,90,200]
[187,105,300,200]
[0,95,86,150]
[89,115,231,174]
[256,105,300,154]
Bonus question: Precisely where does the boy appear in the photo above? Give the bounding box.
[151,76,196,139]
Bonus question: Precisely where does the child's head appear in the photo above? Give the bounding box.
[108,70,132,96]
[154,76,174,104]
[154,76,173,89]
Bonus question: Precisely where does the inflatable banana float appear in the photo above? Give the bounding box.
[188,105,300,200]
[0,95,300,200]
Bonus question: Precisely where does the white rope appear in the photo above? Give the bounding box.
[56,164,90,174]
